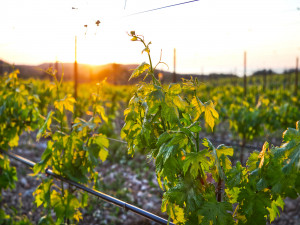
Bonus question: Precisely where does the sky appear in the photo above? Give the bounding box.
[0,0,299,76]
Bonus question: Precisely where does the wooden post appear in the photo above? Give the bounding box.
[234,67,237,86]
[295,57,299,96]
[287,69,291,89]
[173,48,177,83]
[269,70,274,90]
[263,69,267,92]
[244,51,247,97]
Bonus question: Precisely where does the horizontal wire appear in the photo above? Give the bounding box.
[48,123,263,149]
[125,0,200,17]
[0,149,174,225]
[106,137,127,144]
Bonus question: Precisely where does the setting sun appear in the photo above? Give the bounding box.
[0,0,299,75]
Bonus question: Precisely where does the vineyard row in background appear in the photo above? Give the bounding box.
[0,35,299,224]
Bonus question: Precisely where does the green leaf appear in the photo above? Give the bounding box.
[197,201,234,225]
[226,161,248,189]
[99,148,108,162]
[129,62,150,81]
[54,95,76,114]
[173,95,187,111]
[202,138,214,149]
[157,132,172,148]
[33,141,53,175]
[207,141,226,181]
[156,143,180,175]
[256,178,268,191]
[272,122,300,172]
[8,134,19,148]
[94,134,109,148]
[216,145,233,157]
[161,104,179,124]
[258,142,269,168]
[183,150,209,179]
[282,127,300,142]
[95,105,108,123]
[33,178,53,208]
[87,144,100,166]
[191,96,205,121]
[189,122,202,133]
[167,133,187,147]
[149,85,165,102]
[169,204,186,224]
[246,151,259,171]
[225,187,240,204]
[163,180,203,212]
[267,196,284,222]
[204,101,219,131]
[216,145,234,171]
[51,189,82,221]
[36,111,53,141]
[168,83,181,95]
[237,188,272,225]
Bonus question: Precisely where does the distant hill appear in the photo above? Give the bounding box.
[0,60,238,85]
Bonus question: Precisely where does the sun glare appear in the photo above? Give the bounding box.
[0,0,299,74]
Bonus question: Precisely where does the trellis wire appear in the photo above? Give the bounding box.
[0,149,174,225]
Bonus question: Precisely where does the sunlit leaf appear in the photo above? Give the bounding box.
[99,148,108,162]
[129,62,150,80]
[36,111,53,141]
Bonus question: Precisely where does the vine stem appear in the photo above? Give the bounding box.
[233,204,239,218]
[159,105,167,132]
[240,134,246,164]
[55,73,67,223]
[216,178,222,202]
[196,132,200,152]
[138,36,159,85]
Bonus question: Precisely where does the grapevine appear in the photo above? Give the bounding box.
[32,68,109,224]
[0,70,40,223]
[122,32,300,225]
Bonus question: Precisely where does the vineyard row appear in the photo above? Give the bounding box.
[1,149,173,225]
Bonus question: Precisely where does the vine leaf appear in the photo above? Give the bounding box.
[99,149,108,162]
[216,144,234,171]
[191,96,205,121]
[246,151,260,171]
[273,122,300,172]
[183,150,209,179]
[258,142,269,168]
[192,97,219,130]
[33,141,53,175]
[129,62,150,80]
[197,201,233,225]
[267,196,284,222]
[33,178,53,208]
[204,101,219,131]
[36,111,54,141]
[54,94,76,114]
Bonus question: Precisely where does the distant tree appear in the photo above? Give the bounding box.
[252,69,276,76]
[283,69,296,74]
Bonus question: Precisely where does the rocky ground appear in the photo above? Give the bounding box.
[1,132,300,225]
[2,136,167,225]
